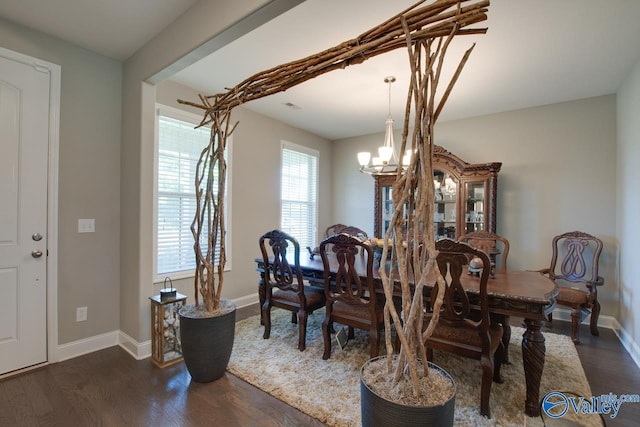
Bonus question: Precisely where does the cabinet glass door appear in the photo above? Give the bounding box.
[381,185,410,236]
[465,181,485,233]
[434,170,457,239]
[381,185,394,236]
[373,146,500,239]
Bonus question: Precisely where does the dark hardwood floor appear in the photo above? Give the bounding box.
[525,317,640,427]
[1,305,638,426]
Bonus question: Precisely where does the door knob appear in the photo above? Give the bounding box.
[31,250,43,258]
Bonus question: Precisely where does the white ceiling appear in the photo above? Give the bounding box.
[3,1,640,140]
[0,0,201,60]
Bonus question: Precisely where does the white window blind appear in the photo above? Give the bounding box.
[155,106,230,278]
[281,142,318,250]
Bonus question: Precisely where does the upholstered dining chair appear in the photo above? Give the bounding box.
[538,231,604,344]
[307,224,369,260]
[258,229,325,351]
[424,238,504,418]
[319,233,384,360]
[458,230,510,274]
[325,223,368,239]
[458,230,512,362]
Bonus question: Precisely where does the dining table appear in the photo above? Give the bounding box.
[255,254,558,417]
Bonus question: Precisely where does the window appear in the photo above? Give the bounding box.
[281,141,318,250]
[155,105,231,279]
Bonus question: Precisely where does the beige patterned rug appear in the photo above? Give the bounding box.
[228,309,602,426]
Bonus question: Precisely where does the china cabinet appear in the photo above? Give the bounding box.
[374,146,501,239]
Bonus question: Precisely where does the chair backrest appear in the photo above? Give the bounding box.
[325,223,368,240]
[319,233,377,308]
[258,229,304,295]
[432,238,491,329]
[458,230,510,271]
[547,231,603,285]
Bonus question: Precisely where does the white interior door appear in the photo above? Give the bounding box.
[0,53,50,374]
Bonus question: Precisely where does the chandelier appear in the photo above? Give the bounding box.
[357,76,410,176]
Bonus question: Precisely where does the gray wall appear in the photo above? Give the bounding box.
[2,0,639,357]
[119,0,281,347]
[617,57,640,344]
[332,95,619,318]
[0,17,122,344]
[155,80,332,306]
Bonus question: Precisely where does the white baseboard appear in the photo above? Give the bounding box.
[551,307,640,370]
[233,293,260,309]
[57,330,120,362]
[55,294,260,363]
[119,330,151,360]
[610,320,640,370]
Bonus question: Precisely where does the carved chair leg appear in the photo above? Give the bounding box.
[590,300,601,337]
[493,342,505,384]
[369,328,380,358]
[492,314,511,364]
[258,283,266,325]
[480,354,494,418]
[502,317,511,364]
[298,311,308,352]
[262,304,271,340]
[570,307,581,344]
[291,311,297,324]
[322,316,332,360]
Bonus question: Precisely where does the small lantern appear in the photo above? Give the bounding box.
[149,289,187,368]
[160,277,177,300]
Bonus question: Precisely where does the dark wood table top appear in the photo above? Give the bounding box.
[256,254,558,320]
[295,255,556,303]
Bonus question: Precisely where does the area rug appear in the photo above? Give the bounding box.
[228,309,601,426]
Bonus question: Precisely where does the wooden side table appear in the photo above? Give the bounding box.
[149,292,187,367]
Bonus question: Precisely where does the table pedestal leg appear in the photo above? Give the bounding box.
[522,318,545,417]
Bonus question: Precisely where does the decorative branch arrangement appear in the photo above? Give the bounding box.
[181,0,488,398]
[189,109,238,313]
[377,18,479,395]
[179,0,488,125]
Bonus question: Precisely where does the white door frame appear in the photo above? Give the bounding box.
[0,46,60,366]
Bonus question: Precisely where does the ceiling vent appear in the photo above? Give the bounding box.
[283,102,302,110]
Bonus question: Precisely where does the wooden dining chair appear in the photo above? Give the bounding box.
[258,229,325,351]
[424,238,504,418]
[458,230,510,274]
[319,233,384,360]
[538,230,604,344]
[308,224,369,260]
[325,223,368,239]
[458,230,512,361]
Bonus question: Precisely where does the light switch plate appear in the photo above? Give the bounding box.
[76,306,88,322]
[78,219,95,233]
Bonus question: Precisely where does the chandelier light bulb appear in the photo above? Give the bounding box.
[378,146,393,163]
[357,151,371,166]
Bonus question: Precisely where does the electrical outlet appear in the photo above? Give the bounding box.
[78,219,95,233]
[76,306,88,322]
